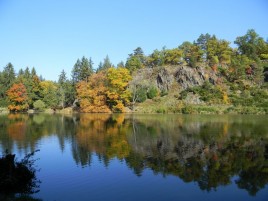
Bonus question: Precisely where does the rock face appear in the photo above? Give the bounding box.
[132,65,219,93]
[153,65,218,91]
[156,68,174,92]
[174,66,206,90]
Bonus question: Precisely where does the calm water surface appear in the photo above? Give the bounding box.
[0,113,268,201]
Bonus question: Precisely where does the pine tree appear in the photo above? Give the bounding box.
[0,63,16,106]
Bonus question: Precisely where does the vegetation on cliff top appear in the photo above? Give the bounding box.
[0,29,268,114]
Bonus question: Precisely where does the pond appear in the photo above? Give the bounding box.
[0,113,268,201]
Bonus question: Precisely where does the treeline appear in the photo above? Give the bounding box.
[0,29,268,113]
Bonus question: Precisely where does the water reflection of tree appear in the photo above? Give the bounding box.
[69,114,268,195]
[0,114,76,155]
[1,114,268,195]
[73,114,131,166]
[125,115,268,195]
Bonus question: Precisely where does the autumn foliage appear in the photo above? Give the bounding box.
[76,68,131,113]
[6,83,29,112]
[107,67,132,112]
[76,72,111,113]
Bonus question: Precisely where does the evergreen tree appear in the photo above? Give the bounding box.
[58,70,67,108]
[0,63,16,106]
[97,55,113,72]
[71,57,94,83]
[195,33,212,60]
[71,59,81,83]
[125,47,146,73]
[31,67,37,76]
[117,61,125,68]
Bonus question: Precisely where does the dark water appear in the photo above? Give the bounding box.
[0,113,268,201]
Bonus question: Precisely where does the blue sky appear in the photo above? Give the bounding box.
[0,0,267,81]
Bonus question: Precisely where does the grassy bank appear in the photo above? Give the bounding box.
[133,97,268,115]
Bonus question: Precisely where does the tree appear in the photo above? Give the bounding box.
[40,81,58,108]
[164,48,183,65]
[17,69,24,78]
[30,75,42,104]
[72,59,81,83]
[107,67,132,112]
[6,83,29,112]
[147,86,158,99]
[229,54,252,81]
[125,56,143,73]
[206,36,232,66]
[234,29,267,84]
[179,42,203,67]
[33,100,46,111]
[147,48,165,67]
[133,47,146,63]
[58,70,67,108]
[117,61,125,68]
[128,73,150,109]
[76,72,111,113]
[0,63,16,106]
[31,67,37,77]
[81,56,94,80]
[97,55,113,72]
[196,33,212,57]
[235,29,267,61]
[71,56,94,83]
[126,47,147,73]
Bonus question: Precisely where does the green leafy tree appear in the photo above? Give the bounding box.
[33,100,46,111]
[40,81,59,108]
[126,47,147,73]
[163,48,183,65]
[147,48,166,67]
[207,36,232,66]
[179,42,203,67]
[235,29,267,61]
[125,56,143,73]
[147,86,158,99]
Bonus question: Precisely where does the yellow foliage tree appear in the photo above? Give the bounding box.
[107,67,132,112]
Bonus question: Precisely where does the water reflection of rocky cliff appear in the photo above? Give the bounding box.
[0,114,268,195]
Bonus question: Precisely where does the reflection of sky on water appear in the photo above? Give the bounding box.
[0,114,268,200]
[34,136,268,201]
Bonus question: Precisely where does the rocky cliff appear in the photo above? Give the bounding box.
[134,65,219,92]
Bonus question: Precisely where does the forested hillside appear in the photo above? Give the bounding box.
[1,29,268,114]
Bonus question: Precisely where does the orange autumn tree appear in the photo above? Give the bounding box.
[106,67,132,112]
[6,82,29,112]
[76,72,111,113]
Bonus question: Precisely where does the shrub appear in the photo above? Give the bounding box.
[136,87,147,103]
[160,90,168,97]
[33,100,46,111]
[0,150,39,194]
[147,86,158,99]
